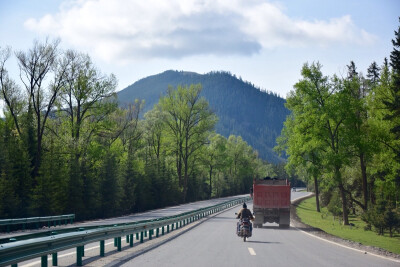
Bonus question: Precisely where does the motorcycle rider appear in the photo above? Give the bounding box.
[236,203,254,234]
[236,203,254,220]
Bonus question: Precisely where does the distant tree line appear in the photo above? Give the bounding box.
[276,19,400,237]
[0,39,274,220]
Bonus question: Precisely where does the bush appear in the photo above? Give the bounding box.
[362,199,400,237]
[327,191,342,218]
[320,190,332,207]
[384,205,400,237]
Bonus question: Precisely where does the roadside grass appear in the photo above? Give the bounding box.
[296,196,400,255]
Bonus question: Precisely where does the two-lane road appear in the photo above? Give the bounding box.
[122,197,399,267]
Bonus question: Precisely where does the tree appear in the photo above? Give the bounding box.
[225,135,255,194]
[384,18,400,159]
[0,114,32,217]
[347,61,358,80]
[201,133,227,198]
[276,106,324,212]
[0,47,24,136]
[15,39,70,179]
[367,61,381,87]
[284,62,352,224]
[344,62,371,211]
[55,50,117,215]
[159,84,217,202]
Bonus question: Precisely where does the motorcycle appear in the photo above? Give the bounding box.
[236,217,252,242]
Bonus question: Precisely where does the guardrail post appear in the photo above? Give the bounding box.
[167,224,170,233]
[9,238,17,266]
[41,255,47,267]
[114,237,117,247]
[162,226,165,235]
[156,228,159,237]
[140,231,144,243]
[129,234,134,247]
[117,237,121,251]
[149,229,153,240]
[136,233,139,240]
[100,240,105,256]
[126,235,129,243]
[78,228,85,256]
[77,246,83,266]
[52,252,57,266]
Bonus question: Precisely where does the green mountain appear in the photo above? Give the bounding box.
[117,70,289,163]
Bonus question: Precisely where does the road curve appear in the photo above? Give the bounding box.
[121,198,399,267]
[15,191,399,267]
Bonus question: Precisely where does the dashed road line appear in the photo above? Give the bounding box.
[248,247,256,256]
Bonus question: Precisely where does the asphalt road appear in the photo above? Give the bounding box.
[15,190,400,267]
[121,194,399,267]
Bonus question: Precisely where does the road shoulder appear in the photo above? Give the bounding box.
[290,195,400,262]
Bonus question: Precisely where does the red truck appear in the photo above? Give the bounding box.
[252,179,291,228]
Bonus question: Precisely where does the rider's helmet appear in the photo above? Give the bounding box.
[243,203,247,208]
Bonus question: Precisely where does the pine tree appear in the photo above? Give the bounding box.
[367,61,381,86]
[384,18,400,140]
[347,61,358,80]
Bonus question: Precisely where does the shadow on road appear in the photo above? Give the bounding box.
[209,216,236,221]
[245,240,281,244]
[256,225,294,230]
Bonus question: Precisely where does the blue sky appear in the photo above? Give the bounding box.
[0,0,399,101]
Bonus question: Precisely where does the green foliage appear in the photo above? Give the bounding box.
[327,191,343,218]
[278,19,400,234]
[0,41,272,220]
[118,70,289,163]
[298,197,400,254]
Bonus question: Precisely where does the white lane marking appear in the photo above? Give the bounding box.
[296,228,400,263]
[291,192,400,264]
[20,241,115,267]
[248,247,256,256]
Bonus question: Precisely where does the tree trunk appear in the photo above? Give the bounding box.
[314,174,320,212]
[338,182,349,225]
[183,154,188,203]
[209,166,213,199]
[360,153,368,210]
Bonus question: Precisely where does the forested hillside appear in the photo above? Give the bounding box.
[118,71,289,162]
[0,41,273,220]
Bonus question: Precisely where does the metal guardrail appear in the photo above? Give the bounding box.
[0,197,250,267]
[0,214,75,232]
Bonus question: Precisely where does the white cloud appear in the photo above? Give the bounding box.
[24,0,376,63]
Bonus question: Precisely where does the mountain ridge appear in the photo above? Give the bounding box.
[117,70,289,163]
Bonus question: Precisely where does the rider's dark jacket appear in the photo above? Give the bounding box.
[236,208,254,220]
